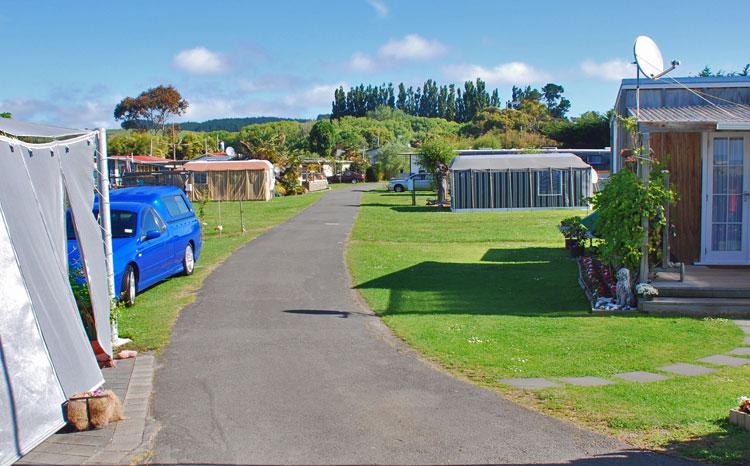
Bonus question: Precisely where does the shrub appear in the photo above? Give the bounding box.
[591,168,673,272]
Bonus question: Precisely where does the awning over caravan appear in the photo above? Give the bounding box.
[182,159,273,171]
[450,153,591,171]
[0,118,89,138]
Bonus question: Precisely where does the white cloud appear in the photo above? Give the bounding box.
[580,59,633,81]
[348,52,377,72]
[366,0,388,18]
[444,62,550,85]
[0,96,117,129]
[237,74,304,93]
[181,82,348,121]
[284,82,348,108]
[379,34,446,61]
[173,47,227,74]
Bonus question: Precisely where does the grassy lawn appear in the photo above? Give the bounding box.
[348,189,750,465]
[118,191,326,352]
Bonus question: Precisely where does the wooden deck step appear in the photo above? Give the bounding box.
[654,285,750,299]
[641,297,750,317]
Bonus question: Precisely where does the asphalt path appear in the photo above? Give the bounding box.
[153,186,692,465]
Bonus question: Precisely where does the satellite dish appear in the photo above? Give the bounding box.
[634,36,665,79]
[225,146,236,156]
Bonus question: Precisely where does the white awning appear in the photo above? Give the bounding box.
[450,153,591,171]
[0,118,90,138]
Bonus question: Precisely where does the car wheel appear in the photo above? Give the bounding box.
[183,243,195,276]
[394,184,405,192]
[121,265,137,307]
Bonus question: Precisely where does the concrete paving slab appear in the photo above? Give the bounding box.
[697,354,750,366]
[613,371,671,383]
[744,337,750,345]
[657,363,717,376]
[497,377,562,389]
[558,376,616,386]
[729,347,750,356]
[741,326,750,335]
[734,319,750,326]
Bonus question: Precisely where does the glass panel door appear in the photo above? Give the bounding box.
[706,135,749,263]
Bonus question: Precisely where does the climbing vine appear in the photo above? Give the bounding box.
[592,116,675,273]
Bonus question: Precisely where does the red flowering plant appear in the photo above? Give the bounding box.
[580,256,617,300]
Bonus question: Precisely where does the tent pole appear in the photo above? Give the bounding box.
[97,128,122,348]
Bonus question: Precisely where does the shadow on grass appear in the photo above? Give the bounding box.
[356,247,598,317]
[661,421,750,465]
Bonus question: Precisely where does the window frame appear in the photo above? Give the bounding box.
[537,169,564,197]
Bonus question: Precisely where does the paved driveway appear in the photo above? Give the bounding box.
[153,186,691,464]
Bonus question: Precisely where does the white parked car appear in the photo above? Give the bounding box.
[387,173,433,192]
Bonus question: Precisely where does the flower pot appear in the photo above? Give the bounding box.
[729,409,750,431]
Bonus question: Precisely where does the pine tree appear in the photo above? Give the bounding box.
[490,89,500,107]
[446,84,456,121]
[397,83,407,111]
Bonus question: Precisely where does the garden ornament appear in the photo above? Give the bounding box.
[616,267,635,307]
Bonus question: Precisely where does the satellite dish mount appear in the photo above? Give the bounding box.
[633,35,680,120]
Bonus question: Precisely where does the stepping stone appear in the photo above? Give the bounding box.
[729,347,750,356]
[697,355,750,367]
[558,376,616,386]
[744,337,750,345]
[741,326,750,335]
[657,363,717,376]
[497,378,561,389]
[613,371,671,383]
[734,320,750,326]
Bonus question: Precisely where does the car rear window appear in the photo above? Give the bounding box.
[161,195,191,217]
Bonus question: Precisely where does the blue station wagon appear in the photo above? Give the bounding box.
[67,186,202,306]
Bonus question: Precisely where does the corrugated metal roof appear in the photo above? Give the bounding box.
[626,104,750,124]
[620,76,750,88]
[182,159,273,172]
[109,155,170,164]
[450,153,591,171]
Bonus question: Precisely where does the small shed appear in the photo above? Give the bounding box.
[450,153,593,211]
[183,159,274,201]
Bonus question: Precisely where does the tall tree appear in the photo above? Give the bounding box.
[308,120,336,157]
[114,85,188,132]
[396,83,407,111]
[0,112,11,119]
[490,89,500,107]
[446,84,456,121]
[541,83,571,118]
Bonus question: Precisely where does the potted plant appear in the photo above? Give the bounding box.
[730,396,750,431]
[559,216,588,257]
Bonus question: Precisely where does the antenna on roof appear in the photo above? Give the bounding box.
[633,35,680,119]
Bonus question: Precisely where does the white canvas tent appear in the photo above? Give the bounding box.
[0,120,111,465]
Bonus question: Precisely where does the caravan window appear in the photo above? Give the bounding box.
[537,170,563,196]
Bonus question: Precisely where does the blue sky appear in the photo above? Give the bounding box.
[1,0,748,128]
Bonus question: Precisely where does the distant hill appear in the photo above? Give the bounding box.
[178,116,307,132]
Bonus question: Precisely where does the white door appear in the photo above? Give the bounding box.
[703,133,750,264]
